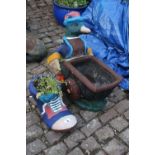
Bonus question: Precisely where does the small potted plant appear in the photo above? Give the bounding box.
[53,0,90,26]
[33,75,62,97]
[29,74,77,131]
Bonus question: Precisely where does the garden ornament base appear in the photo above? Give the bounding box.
[61,56,122,111]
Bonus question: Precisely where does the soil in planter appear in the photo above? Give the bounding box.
[73,60,116,87]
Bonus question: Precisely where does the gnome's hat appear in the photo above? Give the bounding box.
[63,11,91,35]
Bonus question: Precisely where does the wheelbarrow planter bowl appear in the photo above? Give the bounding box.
[61,56,122,111]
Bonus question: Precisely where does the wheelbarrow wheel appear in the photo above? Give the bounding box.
[65,78,81,100]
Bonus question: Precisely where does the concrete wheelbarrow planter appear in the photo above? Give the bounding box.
[61,56,122,111]
[28,74,77,131]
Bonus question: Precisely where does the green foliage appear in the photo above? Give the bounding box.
[34,76,61,95]
[56,0,89,8]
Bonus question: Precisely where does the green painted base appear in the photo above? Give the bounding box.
[74,97,107,112]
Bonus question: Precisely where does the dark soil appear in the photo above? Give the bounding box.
[73,60,116,87]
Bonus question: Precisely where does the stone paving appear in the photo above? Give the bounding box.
[26,1,129,155]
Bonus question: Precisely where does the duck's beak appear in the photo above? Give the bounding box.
[80,25,91,33]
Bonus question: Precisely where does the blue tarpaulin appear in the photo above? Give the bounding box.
[80,0,129,90]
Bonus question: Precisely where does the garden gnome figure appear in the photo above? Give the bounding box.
[47,11,92,74]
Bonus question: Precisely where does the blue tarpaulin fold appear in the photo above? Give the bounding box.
[80,0,129,90]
